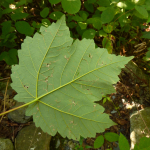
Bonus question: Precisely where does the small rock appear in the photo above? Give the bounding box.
[0,138,14,150]
[8,102,32,123]
[119,103,123,108]
[113,142,119,150]
[112,95,116,100]
[15,123,51,150]
[56,139,60,148]
[111,110,117,114]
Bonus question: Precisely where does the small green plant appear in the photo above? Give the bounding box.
[102,96,120,115]
[0,49,18,65]
[74,136,92,150]
[93,132,150,150]
[94,132,130,150]
[102,95,111,104]
[75,132,150,150]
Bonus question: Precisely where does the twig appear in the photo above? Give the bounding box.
[0,79,10,123]
[0,77,10,81]
[3,79,9,112]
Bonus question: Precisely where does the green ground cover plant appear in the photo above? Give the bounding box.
[93,132,150,150]
[0,0,150,149]
[1,0,150,61]
[75,133,150,150]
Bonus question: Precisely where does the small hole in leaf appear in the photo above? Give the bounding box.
[24,85,29,88]
[46,63,50,67]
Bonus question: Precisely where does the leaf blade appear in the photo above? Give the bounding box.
[62,0,81,14]
[101,7,115,24]
[94,135,104,148]
[135,5,148,19]
[11,15,133,140]
[40,7,49,18]
[119,133,130,150]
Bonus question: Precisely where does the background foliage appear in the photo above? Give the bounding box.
[1,0,150,62]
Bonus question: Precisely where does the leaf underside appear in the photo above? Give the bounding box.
[11,15,133,140]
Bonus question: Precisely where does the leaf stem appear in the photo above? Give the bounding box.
[0,99,38,116]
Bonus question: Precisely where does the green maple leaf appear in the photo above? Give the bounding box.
[11,15,133,140]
